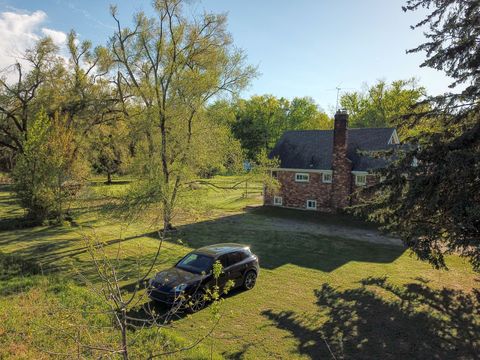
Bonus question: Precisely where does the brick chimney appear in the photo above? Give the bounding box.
[333,109,348,158]
[331,109,352,209]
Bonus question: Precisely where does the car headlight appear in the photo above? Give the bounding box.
[173,283,188,292]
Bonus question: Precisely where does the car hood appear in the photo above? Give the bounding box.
[151,267,203,291]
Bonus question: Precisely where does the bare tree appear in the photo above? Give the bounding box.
[38,227,233,359]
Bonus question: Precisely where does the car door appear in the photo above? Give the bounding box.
[216,254,231,290]
[225,251,247,288]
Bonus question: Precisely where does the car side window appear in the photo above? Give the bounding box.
[218,254,229,268]
[228,251,248,266]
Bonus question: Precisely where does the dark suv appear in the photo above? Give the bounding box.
[148,243,259,312]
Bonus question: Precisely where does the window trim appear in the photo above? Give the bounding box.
[322,172,332,183]
[295,173,310,182]
[306,199,317,210]
[355,174,367,186]
[273,196,283,206]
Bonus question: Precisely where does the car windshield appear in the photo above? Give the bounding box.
[176,253,214,274]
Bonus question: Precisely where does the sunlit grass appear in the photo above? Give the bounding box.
[0,176,478,359]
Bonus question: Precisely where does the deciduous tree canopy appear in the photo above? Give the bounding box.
[109,0,256,230]
[209,95,332,160]
[340,78,428,137]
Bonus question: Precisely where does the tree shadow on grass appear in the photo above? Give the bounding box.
[262,277,480,360]
[167,209,404,273]
[0,217,41,231]
[125,300,191,330]
[123,286,249,331]
[0,227,169,281]
[223,344,252,360]
[256,206,379,230]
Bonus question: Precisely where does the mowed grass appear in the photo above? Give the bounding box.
[0,176,479,359]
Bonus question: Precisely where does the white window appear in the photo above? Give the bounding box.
[355,174,367,186]
[322,173,332,183]
[273,196,283,206]
[306,200,317,210]
[295,173,309,182]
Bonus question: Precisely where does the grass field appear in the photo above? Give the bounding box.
[0,176,479,359]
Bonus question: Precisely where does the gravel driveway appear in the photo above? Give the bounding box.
[236,207,404,247]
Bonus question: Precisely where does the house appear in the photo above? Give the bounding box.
[264,109,400,212]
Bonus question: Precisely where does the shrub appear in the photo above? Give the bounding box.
[12,110,87,222]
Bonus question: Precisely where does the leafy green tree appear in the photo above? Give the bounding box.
[50,31,121,156]
[205,99,237,127]
[0,32,121,220]
[109,0,256,230]
[340,79,427,135]
[231,95,331,159]
[0,32,118,159]
[290,97,333,130]
[12,111,87,222]
[355,0,480,271]
[89,121,131,184]
[193,113,244,178]
[288,97,321,129]
[232,95,288,159]
[203,102,245,176]
[0,38,60,156]
[305,112,333,130]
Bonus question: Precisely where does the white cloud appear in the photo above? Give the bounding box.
[0,10,66,77]
[41,27,67,46]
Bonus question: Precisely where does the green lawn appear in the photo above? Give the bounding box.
[0,177,479,359]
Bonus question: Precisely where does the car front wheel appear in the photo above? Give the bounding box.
[243,271,257,290]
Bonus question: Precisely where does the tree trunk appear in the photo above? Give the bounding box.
[121,308,128,360]
[162,198,174,232]
[106,171,112,185]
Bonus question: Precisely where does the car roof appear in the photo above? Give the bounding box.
[194,243,250,257]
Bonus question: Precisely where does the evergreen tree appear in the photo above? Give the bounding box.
[356,0,480,270]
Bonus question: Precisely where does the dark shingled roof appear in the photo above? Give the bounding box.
[269,128,398,171]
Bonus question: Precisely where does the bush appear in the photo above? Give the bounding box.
[12,110,87,222]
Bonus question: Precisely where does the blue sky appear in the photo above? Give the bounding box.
[0,0,451,113]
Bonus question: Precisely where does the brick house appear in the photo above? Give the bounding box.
[264,109,401,212]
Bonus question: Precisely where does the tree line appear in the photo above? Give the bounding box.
[207,78,426,161]
[0,0,477,271]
